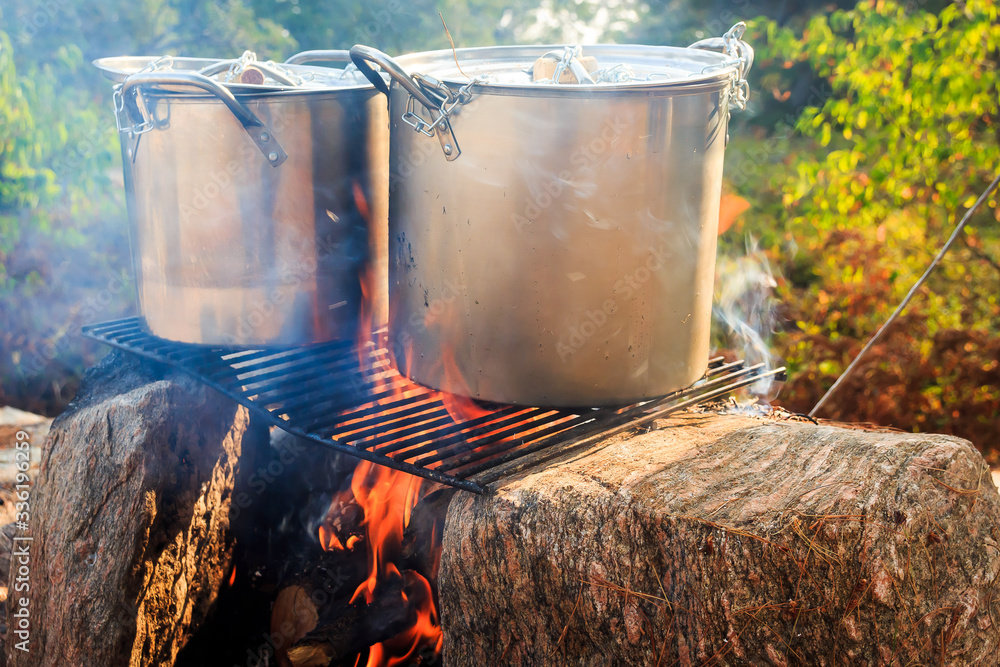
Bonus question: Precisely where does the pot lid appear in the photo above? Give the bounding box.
[394,43,744,93]
[93,51,375,93]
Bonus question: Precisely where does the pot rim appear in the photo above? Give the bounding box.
[393,43,741,95]
[93,55,376,93]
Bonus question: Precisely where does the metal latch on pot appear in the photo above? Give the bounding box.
[400,74,483,159]
[112,56,174,161]
[113,86,155,162]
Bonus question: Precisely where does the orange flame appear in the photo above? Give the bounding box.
[318,523,345,551]
[320,459,443,666]
[439,347,493,423]
[352,180,371,222]
[365,570,442,667]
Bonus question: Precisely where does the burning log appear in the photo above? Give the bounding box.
[438,411,1000,665]
[271,467,453,666]
[272,563,415,666]
[7,350,266,667]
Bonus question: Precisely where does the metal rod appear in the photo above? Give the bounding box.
[397,408,553,463]
[439,413,589,472]
[377,406,530,459]
[318,396,444,438]
[810,171,1000,417]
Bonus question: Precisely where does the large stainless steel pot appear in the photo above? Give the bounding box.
[351,24,753,406]
[95,51,388,346]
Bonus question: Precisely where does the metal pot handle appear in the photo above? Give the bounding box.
[284,50,352,65]
[349,44,465,161]
[349,45,440,107]
[688,21,754,110]
[114,71,288,166]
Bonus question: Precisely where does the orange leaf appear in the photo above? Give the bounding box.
[718,193,751,235]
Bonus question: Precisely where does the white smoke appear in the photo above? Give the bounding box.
[713,237,780,399]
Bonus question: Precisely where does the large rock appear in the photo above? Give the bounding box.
[439,412,1000,666]
[7,350,263,667]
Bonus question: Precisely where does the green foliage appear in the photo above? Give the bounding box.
[718,1,1000,455]
[0,28,130,413]
[247,0,634,56]
[779,0,999,231]
[0,32,56,264]
[5,0,296,65]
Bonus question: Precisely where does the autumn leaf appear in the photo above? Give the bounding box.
[718,192,751,235]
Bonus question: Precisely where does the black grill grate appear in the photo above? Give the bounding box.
[83,317,786,494]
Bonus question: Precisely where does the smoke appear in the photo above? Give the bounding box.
[713,237,780,399]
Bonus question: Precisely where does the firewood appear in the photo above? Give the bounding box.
[439,411,1000,665]
[6,350,266,667]
[532,55,598,83]
[273,558,415,666]
[401,487,455,578]
[271,481,452,667]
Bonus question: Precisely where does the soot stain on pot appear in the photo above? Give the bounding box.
[395,233,417,273]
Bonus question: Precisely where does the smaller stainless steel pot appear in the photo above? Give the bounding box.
[95,52,389,346]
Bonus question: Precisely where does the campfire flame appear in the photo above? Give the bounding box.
[312,183,490,666]
[315,332,502,665]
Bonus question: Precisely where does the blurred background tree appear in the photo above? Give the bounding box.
[723,0,1000,457]
[0,0,997,457]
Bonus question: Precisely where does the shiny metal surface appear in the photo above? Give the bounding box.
[94,54,374,92]
[372,40,740,407]
[382,42,744,92]
[109,63,389,346]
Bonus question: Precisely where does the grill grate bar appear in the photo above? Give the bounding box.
[463,365,786,483]
[357,412,456,451]
[374,406,530,459]
[297,377,436,431]
[320,396,445,439]
[83,317,785,494]
[444,413,596,474]
[413,411,581,468]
